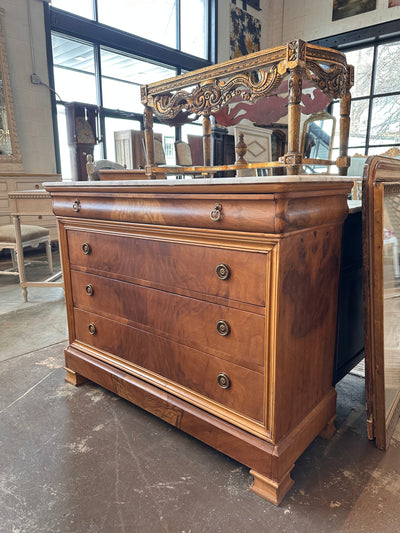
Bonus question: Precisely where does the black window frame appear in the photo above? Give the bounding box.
[45,1,217,172]
[312,20,400,157]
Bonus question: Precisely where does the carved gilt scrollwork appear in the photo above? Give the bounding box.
[140,40,353,174]
[305,62,348,99]
[150,65,283,120]
[143,42,352,121]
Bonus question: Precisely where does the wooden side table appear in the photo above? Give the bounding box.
[8,190,64,302]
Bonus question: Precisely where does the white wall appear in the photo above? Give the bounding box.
[264,0,400,46]
[0,0,56,174]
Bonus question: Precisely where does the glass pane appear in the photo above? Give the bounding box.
[345,47,373,98]
[100,49,174,85]
[181,0,207,58]
[51,0,94,19]
[102,78,142,113]
[52,34,95,73]
[104,117,141,164]
[383,190,400,419]
[375,42,400,94]
[370,95,400,146]
[331,99,368,150]
[97,0,177,49]
[52,34,96,103]
[53,67,97,104]
[56,106,72,181]
[100,49,175,112]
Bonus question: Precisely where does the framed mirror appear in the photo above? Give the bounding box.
[363,156,400,450]
[301,111,335,173]
[0,8,22,170]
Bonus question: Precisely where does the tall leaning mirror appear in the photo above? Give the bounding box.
[363,156,400,450]
[0,7,22,170]
[301,111,336,173]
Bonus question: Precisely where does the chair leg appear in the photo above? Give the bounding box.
[45,240,53,274]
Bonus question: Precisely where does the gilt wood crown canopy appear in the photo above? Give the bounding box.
[140,40,354,122]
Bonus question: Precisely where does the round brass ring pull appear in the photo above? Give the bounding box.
[88,323,96,335]
[216,320,230,336]
[210,203,222,222]
[216,263,230,280]
[82,242,91,255]
[217,372,231,389]
[85,284,94,296]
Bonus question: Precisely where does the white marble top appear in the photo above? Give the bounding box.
[44,175,356,188]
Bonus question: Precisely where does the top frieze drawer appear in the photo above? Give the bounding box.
[66,229,268,307]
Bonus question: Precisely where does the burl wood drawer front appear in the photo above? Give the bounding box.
[66,229,267,306]
[73,308,265,422]
[71,270,265,372]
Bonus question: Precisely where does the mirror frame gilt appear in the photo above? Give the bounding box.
[363,155,400,450]
[0,8,22,170]
[300,111,336,163]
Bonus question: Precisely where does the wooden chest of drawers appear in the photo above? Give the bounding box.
[46,177,352,505]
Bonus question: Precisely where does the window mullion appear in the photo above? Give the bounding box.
[176,0,181,51]
[93,0,98,21]
[365,44,379,154]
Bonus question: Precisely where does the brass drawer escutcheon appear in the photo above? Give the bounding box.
[217,372,231,389]
[85,284,94,296]
[72,199,81,212]
[216,263,230,280]
[88,323,97,335]
[82,242,91,255]
[216,320,230,336]
[210,203,222,222]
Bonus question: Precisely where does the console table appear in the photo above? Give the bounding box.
[46,176,352,504]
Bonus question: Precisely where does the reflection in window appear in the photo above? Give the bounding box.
[100,49,175,113]
[52,35,96,103]
[52,34,95,73]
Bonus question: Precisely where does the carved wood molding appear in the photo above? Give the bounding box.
[141,40,353,121]
[0,8,23,169]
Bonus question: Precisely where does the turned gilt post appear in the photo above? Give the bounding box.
[202,115,212,166]
[143,105,155,177]
[338,67,354,176]
[287,67,303,175]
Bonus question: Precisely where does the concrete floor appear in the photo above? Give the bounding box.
[1,249,399,532]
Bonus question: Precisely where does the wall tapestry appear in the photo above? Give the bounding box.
[230,6,261,59]
[332,0,376,21]
[389,0,400,7]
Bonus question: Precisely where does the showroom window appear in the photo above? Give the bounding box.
[46,1,215,178]
[50,0,209,58]
[314,23,400,160]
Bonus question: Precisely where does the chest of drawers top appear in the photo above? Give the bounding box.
[45,177,352,235]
